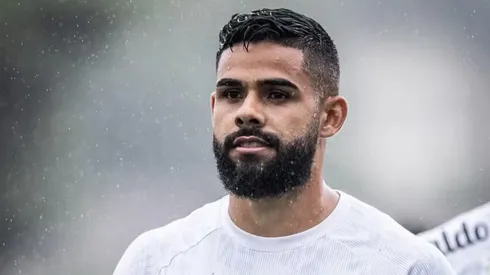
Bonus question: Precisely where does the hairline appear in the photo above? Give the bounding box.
[216,40,333,100]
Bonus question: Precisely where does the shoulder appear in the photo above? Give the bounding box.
[335,192,455,273]
[407,243,456,275]
[335,191,419,244]
[112,197,225,275]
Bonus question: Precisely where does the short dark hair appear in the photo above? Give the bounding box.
[216,8,340,98]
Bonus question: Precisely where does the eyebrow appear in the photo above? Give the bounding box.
[216,78,299,90]
[216,78,243,88]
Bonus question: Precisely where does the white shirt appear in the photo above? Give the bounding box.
[418,202,490,275]
[113,191,455,275]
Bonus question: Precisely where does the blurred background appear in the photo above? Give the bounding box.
[0,0,489,274]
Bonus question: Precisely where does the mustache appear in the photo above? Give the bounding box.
[223,128,281,150]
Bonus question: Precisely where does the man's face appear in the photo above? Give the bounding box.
[211,42,321,200]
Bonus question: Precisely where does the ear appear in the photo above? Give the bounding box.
[211,92,216,126]
[211,92,216,114]
[319,96,348,138]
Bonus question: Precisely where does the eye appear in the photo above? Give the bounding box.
[268,90,288,100]
[223,89,242,99]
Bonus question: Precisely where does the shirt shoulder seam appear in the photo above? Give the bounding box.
[156,226,222,274]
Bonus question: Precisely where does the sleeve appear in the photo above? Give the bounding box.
[407,246,457,275]
[112,233,154,275]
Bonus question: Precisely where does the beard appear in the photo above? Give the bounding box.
[212,120,319,200]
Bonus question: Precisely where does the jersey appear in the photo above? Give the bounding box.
[113,191,455,275]
[418,202,490,275]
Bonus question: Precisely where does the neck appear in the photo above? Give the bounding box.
[227,168,339,237]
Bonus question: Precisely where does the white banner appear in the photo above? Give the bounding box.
[418,202,490,275]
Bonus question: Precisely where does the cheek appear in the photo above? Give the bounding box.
[212,110,235,140]
[271,112,315,138]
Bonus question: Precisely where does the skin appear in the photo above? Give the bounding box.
[211,41,349,237]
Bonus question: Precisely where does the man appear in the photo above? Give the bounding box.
[113,8,455,275]
[418,202,490,274]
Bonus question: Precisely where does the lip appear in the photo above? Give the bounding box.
[234,146,270,154]
[233,136,269,148]
[232,136,271,155]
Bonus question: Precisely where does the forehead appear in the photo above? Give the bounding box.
[216,42,310,88]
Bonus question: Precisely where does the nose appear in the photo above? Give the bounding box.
[234,93,265,128]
